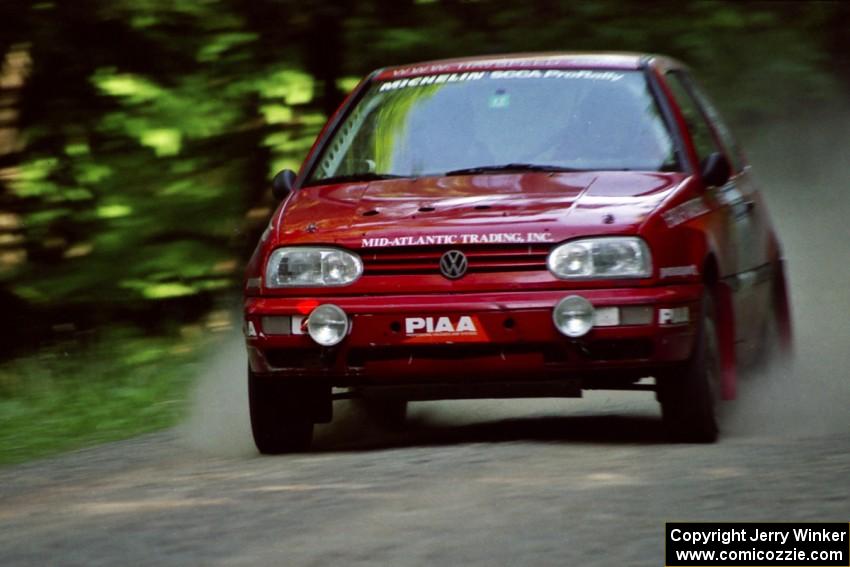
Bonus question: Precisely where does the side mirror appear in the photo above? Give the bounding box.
[700,152,731,188]
[271,169,297,200]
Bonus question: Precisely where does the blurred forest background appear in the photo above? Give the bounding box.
[0,0,848,463]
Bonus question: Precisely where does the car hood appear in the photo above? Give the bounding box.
[275,171,686,248]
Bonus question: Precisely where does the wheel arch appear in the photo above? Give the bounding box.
[702,252,738,400]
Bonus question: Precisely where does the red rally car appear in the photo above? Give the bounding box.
[243,53,793,453]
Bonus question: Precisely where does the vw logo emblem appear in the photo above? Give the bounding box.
[439,250,468,279]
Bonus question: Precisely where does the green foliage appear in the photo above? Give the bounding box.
[4,0,321,305]
[0,327,214,466]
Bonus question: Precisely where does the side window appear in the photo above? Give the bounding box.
[664,72,721,165]
[678,73,745,172]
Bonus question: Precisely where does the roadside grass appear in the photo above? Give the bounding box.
[0,324,223,466]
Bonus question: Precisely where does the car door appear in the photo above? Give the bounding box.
[664,70,770,355]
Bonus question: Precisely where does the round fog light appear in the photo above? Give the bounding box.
[307,304,350,346]
[553,295,594,338]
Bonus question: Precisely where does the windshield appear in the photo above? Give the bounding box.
[307,69,678,184]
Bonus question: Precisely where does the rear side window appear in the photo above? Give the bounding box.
[664,72,721,166]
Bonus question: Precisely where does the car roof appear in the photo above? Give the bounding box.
[375,52,682,79]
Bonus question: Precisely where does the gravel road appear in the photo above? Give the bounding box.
[2,126,849,566]
[2,358,848,566]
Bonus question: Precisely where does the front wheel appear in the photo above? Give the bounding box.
[248,369,317,454]
[658,294,721,443]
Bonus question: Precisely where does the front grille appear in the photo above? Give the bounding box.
[360,244,550,276]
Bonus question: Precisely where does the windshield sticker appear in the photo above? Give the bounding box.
[361,232,553,248]
[378,69,624,92]
[490,69,623,81]
[489,90,510,108]
[379,72,487,92]
[662,198,710,227]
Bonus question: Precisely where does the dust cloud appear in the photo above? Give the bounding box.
[181,109,850,456]
[727,108,850,438]
[177,334,414,454]
[179,336,256,457]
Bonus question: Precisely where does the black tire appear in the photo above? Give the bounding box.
[248,369,315,454]
[658,293,721,443]
[355,397,408,429]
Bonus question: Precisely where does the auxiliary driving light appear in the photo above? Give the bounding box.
[307,304,350,346]
[553,295,595,338]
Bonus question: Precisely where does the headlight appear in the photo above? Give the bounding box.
[265,247,363,288]
[307,304,350,346]
[547,237,651,279]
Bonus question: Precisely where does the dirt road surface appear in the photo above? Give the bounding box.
[2,125,849,566]
[2,393,850,566]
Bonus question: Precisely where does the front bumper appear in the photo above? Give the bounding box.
[244,285,703,388]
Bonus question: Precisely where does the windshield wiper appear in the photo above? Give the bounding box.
[444,163,586,176]
[307,172,408,186]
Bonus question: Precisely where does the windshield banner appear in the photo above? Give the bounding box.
[378,69,625,92]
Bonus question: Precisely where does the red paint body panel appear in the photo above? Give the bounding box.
[245,285,702,381]
[244,53,790,400]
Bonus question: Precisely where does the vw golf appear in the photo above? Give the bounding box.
[243,53,792,452]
